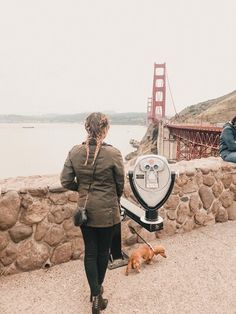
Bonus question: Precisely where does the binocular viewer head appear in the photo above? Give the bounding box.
[121,154,175,232]
[131,155,172,208]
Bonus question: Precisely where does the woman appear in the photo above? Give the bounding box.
[219,115,236,163]
[60,112,125,313]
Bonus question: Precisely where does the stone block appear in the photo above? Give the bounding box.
[124,234,138,246]
[20,200,49,225]
[203,175,215,187]
[182,178,198,194]
[62,218,83,240]
[172,184,181,195]
[185,169,196,176]
[199,167,210,175]
[194,209,208,225]
[176,203,190,224]
[48,193,68,205]
[9,224,33,243]
[164,195,179,210]
[35,219,50,241]
[220,190,234,208]
[47,212,55,223]
[137,228,156,243]
[175,175,188,187]
[21,194,34,209]
[158,207,166,219]
[221,173,232,189]
[2,263,19,276]
[215,207,228,223]
[204,213,215,226]
[0,232,9,251]
[166,210,177,220]
[229,184,236,201]
[227,202,236,220]
[189,194,201,214]
[62,218,74,231]
[51,205,73,224]
[44,225,65,246]
[65,225,82,239]
[180,196,189,202]
[51,242,72,265]
[0,243,17,266]
[71,238,84,260]
[212,181,224,198]
[183,217,195,232]
[0,191,21,231]
[210,199,221,215]
[48,183,67,193]
[127,220,142,233]
[162,219,176,236]
[221,163,234,172]
[199,186,214,210]
[121,220,133,241]
[195,172,203,186]
[16,240,49,271]
[27,187,48,197]
[232,174,236,185]
[68,193,79,203]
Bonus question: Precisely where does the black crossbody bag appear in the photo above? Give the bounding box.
[73,153,99,227]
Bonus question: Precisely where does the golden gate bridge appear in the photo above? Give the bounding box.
[147,63,222,161]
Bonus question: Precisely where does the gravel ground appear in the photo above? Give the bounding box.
[1,221,236,314]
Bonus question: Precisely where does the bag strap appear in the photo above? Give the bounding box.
[83,149,100,209]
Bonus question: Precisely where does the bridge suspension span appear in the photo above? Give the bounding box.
[146,63,222,161]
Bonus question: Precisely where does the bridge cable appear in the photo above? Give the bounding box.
[166,70,178,116]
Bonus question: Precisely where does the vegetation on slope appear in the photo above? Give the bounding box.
[172,90,236,124]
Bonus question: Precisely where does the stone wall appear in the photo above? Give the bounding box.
[0,176,83,276]
[157,157,236,235]
[1,158,236,276]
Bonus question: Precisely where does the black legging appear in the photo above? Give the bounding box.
[80,225,115,296]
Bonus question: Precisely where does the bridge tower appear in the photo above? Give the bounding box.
[147,63,166,124]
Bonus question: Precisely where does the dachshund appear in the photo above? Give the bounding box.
[125,244,167,275]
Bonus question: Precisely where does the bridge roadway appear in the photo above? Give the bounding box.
[157,122,223,161]
[1,220,235,314]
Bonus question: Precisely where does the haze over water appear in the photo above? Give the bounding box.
[0,123,146,179]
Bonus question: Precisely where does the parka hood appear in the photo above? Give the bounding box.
[223,121,234,129]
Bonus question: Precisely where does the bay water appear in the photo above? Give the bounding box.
[0,123,146,179]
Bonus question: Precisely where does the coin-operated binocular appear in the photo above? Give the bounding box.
[122,154,175,231]
[109,154,175,269]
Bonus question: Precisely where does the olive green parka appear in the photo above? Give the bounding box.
[60,143,125,228]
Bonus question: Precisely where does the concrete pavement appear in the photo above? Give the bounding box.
[0,221,236,314]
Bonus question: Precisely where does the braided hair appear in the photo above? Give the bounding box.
[84,112,109,165]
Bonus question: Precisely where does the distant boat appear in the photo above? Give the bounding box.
[22,126,35,128]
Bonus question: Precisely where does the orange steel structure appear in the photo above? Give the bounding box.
[147,63,166,123]
[147,62,222,160]
[166,124,222,161]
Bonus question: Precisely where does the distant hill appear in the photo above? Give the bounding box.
[0,112,146,125]
[171,90,236,124]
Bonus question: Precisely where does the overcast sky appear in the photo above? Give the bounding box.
[0,0,235,116]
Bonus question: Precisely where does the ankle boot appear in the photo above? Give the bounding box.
[98,293,108,311]
[90,285,104,302]
[92,295,100,314]
[92,293,108,313]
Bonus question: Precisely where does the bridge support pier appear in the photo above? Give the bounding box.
[157,121,177,162]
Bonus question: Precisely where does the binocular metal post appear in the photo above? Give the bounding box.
[108,155,175,270]
[108,223,129,270]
